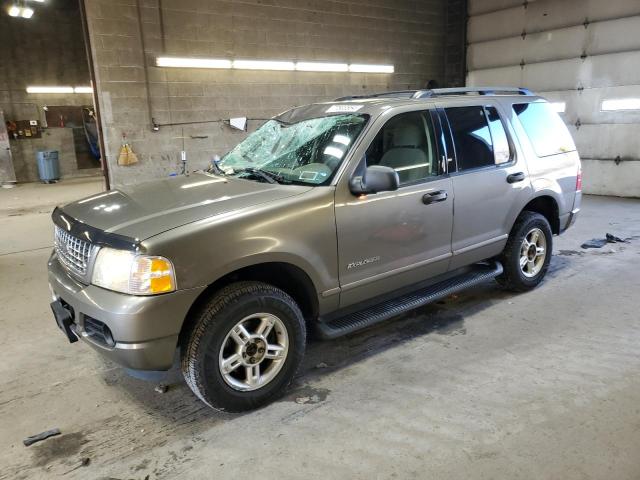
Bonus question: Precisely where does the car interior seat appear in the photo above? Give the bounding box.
[379,118,430,183]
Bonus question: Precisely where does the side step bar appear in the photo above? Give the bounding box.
[316,262,503,340]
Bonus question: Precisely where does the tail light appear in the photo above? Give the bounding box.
[576,166,582,192]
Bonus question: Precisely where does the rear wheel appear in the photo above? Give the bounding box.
[181,281,306,412]
[497,211,552,292]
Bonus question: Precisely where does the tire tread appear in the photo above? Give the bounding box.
[180,281,304,411]
[497,211,552,292]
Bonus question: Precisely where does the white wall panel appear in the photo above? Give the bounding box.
[468,6,525,43]
[467,0,640,196]
[468,0,524,17]
[571,124,640,159]
[542,86,640,126]
[468,0,640,44]
[468,16,640,71]
[582,160,640,197]
[467,50,640,92]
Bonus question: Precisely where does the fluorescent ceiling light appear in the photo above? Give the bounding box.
[74,86,93,93]
[27,86,74,94]
[549,102,566,113]
[8,6,20,16]
[296,62,348,72]
[21,7,34,17]
[155,56,394,74]
[349,64,394,73]
[233,60,295,71]
[601,98,640,111]
[156,57,231,69]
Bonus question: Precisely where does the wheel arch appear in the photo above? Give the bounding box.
[178,261,319,348]
[520,195,560,234]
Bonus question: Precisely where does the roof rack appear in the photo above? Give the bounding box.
[414,87,534,98]
[333,90,418,101]
[334,87,534,101]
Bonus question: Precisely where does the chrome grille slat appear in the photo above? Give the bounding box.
[54,226,92,276]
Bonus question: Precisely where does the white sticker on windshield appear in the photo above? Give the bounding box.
[299,171,319,181]
[326,104,363,113]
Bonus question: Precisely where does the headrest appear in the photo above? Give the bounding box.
[393,121,424,147]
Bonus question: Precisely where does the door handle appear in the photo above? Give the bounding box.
[422,190,448,205]
[507,172,526,183]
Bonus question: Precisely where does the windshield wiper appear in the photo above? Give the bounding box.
[207,160,226,176]
[235,167,289,184]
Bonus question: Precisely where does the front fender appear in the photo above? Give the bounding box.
[142,187,339,296]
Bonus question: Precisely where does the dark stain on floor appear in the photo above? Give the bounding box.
[432,313,467,336]
[30,431,88,467]
[556,249,584,257]
[283,384,330,404]
[132,458,151,472]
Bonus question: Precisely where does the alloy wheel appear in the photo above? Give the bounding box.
[218,313,289,391]
[519,227,547,278]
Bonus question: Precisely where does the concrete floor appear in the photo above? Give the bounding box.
[1,181,639,479]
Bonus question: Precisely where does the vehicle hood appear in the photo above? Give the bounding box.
[59,173,312,240]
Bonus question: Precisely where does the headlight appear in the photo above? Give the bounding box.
[91,247,176,295]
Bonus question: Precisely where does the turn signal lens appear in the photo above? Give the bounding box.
[131,257,176,294]
[92,248,176,295]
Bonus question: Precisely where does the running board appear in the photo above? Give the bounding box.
[316,262,503,340]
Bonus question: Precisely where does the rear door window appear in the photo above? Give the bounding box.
[513,102,576,157]
[445,106,494,171]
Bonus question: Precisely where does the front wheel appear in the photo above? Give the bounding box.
[181,282,306,412]
[497,211,553,292]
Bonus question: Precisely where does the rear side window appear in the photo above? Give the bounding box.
[445,106,494,171]
[513,102,576,157]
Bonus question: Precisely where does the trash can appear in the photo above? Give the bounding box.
[37,150,60,183]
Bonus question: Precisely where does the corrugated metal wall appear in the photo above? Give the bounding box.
[466,0,640,197]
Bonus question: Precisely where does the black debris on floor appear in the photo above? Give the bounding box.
[581,233,630,249]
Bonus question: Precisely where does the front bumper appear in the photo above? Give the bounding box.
[48,252,205,370]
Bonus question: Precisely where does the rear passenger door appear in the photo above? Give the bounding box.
[439,103,532,270]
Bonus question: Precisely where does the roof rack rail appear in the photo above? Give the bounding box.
[333,87,534,102]
[413,87,534,98]
[334,90,417,101]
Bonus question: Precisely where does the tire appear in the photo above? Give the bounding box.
[497,211,553,292]
[181,281,306,412]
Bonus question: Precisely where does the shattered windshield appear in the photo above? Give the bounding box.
[218,114,368,185]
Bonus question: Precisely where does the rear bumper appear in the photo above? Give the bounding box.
[47,252,204,370]
[560,207,580,233]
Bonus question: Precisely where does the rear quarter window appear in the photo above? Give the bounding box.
[513,102,576,157]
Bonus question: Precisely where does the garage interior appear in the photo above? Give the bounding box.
[1,0,639,478]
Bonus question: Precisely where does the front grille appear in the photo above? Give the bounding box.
[54,226,92,276]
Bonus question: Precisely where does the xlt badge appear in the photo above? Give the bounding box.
[347,256,381,269]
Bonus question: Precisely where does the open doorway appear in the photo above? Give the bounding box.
[0,0,107,186]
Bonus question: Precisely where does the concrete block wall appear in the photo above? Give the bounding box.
[0,0,99,183]
[83,0,460,187]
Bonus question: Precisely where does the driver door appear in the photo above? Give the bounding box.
[334,108,454,308]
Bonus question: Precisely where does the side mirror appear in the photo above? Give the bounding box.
[349,165,399,195]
